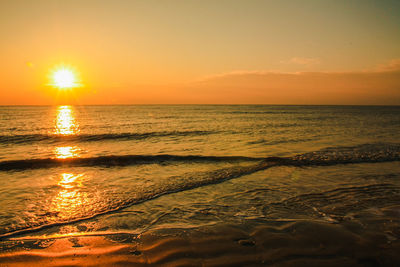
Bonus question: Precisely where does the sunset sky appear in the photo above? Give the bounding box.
[1,0,399,104]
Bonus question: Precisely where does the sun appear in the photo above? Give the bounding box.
[53,69,75,89]
[49,65,81,90]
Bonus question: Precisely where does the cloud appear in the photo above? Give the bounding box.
[281,57,321,66]
[375,58,400,72]
[187,59,400,105]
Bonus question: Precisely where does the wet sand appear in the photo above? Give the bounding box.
[1,217,400,267]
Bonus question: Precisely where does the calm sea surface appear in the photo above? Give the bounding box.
[0,105,399,242]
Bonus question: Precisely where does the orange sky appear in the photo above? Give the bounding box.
[1,0,399,105]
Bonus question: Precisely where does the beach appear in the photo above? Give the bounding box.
[0,105,399,266]
[1,215,400,266]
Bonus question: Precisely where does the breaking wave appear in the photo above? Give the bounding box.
[1,143,399,171]
[0,143,399,239]
[0,130,216,145]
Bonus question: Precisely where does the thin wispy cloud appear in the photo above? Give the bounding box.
[375,59,400,72]
[199,58,400,81]
[186,59,400,105]
[281,57,321,66]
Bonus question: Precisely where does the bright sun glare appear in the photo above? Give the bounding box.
[50,66,80,89]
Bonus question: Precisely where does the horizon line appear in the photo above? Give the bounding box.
[0,104,399,107]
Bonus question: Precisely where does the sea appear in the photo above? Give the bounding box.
[0,105,399,264]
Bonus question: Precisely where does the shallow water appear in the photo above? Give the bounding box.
[0,105,399,258]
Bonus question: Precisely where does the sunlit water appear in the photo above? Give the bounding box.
[0,105,399,242]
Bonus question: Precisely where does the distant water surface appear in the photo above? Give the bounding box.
[0,105,399,245]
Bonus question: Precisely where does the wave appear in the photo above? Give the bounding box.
[0,143,399,239]
[0,155,264,171]
[292,143,400,165]
[0,130,216,145]
[1,143,399,172]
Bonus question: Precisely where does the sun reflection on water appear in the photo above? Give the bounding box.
[53,189,87,214]
[49,107,90,222]
[51,173,89,219]
[53,105,82,159]
[58,173,83,189]
[54,146,81,159]
[54,105,79,135]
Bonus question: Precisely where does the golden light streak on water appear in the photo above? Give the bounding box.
[54,105,79,135]
[50,108,88,218]
[53,189,86,214]
[51,173,89,219]
[58,173,83,189]
[54,146,81,159]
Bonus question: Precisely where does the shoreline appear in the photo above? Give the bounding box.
[1,218,399,266]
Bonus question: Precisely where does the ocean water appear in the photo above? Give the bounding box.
[0,105,399,255]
